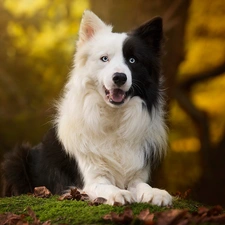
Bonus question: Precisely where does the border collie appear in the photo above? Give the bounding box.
[2,10,172,206]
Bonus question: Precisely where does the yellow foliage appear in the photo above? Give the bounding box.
[3,0,89,86]
[4,0,89,18]
[180,40,225,75]
[192,74,225,143]
[171,137,200,152]
[72,0,89,16]
[7,22,28,48]
[171,0,225,152]
[179,0,225,75]
[4,0,46,17]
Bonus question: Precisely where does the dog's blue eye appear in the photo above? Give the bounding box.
[101,56,109,62]
[129,58,135,64]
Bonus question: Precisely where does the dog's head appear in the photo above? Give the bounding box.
[75,10,163,110]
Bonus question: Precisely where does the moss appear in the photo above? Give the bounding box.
[172,197,204,211]
[0,195,212,224]
[0,195,118,224]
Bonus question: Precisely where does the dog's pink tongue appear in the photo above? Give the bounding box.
[111,89,125,103]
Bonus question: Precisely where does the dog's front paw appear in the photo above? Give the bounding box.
[136,183,172,206]
[107,190,134,205]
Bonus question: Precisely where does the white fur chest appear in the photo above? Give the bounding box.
[57,91,155,185]
[56,84,167,188]
[81,98,151,187]
[79,136,147,188]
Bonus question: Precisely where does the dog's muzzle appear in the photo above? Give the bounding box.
[104,87,128,105]
[104,73,131,105]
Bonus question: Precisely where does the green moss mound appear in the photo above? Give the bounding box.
[0,195,215,224]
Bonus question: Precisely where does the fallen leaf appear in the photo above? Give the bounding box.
[103,207,133,224]
[137,209,154,225]
[156,209,189,225]
[27,207,52,224]
[58,188,90,202]
[173,189,191,200]
[27,207,40,224]
[192,205,225,224]
[33,186,52,198]
[42,221,52,225]
[0,212,25,225]
[89,197,107,206]
[70,188,89,201]
[0,208,52,225]
[201,214,225,223]
[196,206,208,216]
[58,193,73,201]
[207,205,223,216]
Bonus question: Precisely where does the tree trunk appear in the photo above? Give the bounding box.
[178,65,225,206]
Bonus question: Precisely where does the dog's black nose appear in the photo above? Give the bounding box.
[113,73,127,87]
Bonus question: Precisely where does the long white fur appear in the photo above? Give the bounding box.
[56,10,172,206]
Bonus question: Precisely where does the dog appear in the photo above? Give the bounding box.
[1,10,172,206]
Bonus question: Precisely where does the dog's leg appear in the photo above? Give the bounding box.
[84,177,134,205]
[128,181,172,206]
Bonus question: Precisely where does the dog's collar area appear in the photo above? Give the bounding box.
[104,86,128,105]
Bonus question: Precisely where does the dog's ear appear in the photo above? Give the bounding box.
[131,17,163,54]
[77,10,112,47]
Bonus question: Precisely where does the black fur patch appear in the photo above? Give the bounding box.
[1,128,83,196]
[1,143,33,196]
[122,17,163,113]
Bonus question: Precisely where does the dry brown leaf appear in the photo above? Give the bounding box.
[103,207,133,224]
[58,192,73,201]
[33,186,52,198]
[0,212,25,225]
[70,188,89,201]
[156,209,189,225]
[0,208,52,225]
[207,205,223,216]
[89,197,107,206]
[58,188,90,202]
[192,205,225,224]
[173,189,191,200]
[137,209,154,225]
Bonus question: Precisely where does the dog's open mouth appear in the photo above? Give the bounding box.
[104,86,127,105]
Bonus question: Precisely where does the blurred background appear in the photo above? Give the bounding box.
[0,0,225,206]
